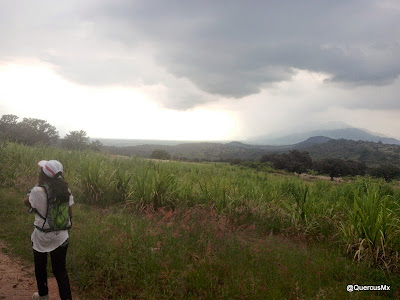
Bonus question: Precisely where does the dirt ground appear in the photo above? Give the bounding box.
[0,242,77,300]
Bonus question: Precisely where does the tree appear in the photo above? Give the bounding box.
[260,153,287,170]
[0,114,19,141]
[285,150,313,174]
[0,114,19,126]
[314,158,367,181]
[17,118,59,145]
[368,165,400,182]
[344,160,366,177]
[313,158,345,181]
[260,150,312,174]
[89,139,103,152]
[62,130,91,150]
[151,149,171,160]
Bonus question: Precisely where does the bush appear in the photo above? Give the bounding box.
[368,164,400,182]
[150,149,171,160]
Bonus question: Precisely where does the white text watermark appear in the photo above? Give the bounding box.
[347,285,390,292]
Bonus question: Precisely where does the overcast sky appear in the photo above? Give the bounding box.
[1,0,399,141]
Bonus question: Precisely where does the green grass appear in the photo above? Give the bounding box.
[0,189,33,261]
[1,142,400,298]
[1,188,398,299]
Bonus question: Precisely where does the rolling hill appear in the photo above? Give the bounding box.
[103,135,400,168]
[301,138,400,167]
[249,127,400,145]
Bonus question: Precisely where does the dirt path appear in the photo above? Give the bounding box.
[0,242,76,300]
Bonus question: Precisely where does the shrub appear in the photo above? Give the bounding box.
[151,149,171,160]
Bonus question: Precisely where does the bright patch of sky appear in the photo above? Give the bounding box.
[0,61,236,140]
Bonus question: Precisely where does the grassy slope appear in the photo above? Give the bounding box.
[0,188,398,299]
[1,142,400,298]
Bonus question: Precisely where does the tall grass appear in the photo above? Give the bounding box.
[1,142,400,272]
[1,189,396,299]
[340,179,400,271]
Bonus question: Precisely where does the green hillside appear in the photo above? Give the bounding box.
[303,139,400,167]
[103,142,278,161]
[103,138,400,168]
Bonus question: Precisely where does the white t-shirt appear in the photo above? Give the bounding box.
[29,185,74,253]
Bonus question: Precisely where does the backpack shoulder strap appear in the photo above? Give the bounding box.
[31,208,46,220]
[36,185,51,229]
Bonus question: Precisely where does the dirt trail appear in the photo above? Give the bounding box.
[0,242,76,300]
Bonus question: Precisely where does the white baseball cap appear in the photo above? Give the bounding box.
[38,160,64,178]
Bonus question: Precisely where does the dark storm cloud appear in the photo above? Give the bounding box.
[1,0,399,109]
[82,0,400,96]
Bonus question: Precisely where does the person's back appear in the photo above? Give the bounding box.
[25,160,74,300]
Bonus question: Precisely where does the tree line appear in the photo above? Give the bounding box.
[3,113,398,182]
[0,114,102,151]
[147,148,400,182]
[257,150,400,182]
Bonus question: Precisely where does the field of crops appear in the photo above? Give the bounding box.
[1,142,399,298]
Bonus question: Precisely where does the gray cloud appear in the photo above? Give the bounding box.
[1,0,399,109]
[82,1,400,97]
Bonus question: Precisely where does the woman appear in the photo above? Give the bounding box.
[24,160,74,300]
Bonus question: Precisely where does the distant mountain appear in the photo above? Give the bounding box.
[297,139,400,167]
[225,141,256,149]
[291,136,333,149]
[249,128,400,145]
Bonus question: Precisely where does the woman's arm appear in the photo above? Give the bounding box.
[69,206,73,221]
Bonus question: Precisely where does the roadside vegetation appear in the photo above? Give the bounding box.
[1,142,400,298]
